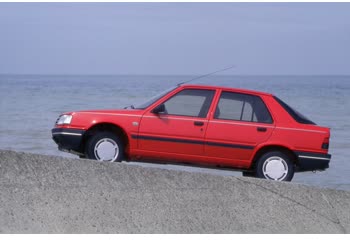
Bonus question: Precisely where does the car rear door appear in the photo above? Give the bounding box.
[205,90,275,168]
[137,88,215,159]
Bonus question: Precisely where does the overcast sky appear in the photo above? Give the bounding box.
[0,2,349,75]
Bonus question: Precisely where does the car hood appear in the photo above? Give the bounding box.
[64,109,145,116]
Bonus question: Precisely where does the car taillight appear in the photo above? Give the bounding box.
[322,137,329,150]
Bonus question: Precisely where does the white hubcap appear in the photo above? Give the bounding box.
[262,156,288,181]
[94,138,119,162]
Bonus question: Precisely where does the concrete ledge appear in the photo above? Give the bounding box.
[0,150,349,233]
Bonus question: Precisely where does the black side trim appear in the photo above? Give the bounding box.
[133,135,203,145]
[206,141,254,150]
[132,134,254,150]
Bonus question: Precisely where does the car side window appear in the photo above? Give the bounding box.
[161,89,215,118]
[215,91,273,123]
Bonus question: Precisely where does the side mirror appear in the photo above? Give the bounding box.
[152,104,165,114]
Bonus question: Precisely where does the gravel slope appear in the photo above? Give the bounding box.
[0,150,349,233]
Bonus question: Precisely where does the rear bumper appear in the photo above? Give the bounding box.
[295,151,331,172]
[52,128,85,153]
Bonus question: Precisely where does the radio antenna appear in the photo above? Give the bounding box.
[178,65,235,86]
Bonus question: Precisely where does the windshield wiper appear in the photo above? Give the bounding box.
[123,105,135,109]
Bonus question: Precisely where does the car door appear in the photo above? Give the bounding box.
[137,88,215,159]
[205,91,275,168]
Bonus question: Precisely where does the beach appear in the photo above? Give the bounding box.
[1,150,349,233]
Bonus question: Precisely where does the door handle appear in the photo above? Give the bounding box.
[194,121,204,126]
[257,127,267,132]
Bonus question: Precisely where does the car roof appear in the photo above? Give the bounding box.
[181,84,273,97]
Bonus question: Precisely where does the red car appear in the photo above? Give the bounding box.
[52,84,331,181]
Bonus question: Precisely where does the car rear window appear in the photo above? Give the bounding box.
[273,96,315,125]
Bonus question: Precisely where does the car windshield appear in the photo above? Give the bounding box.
[134,86,178,109]
[274,96,315,125]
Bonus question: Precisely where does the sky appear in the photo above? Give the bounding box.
[0,2,349,75]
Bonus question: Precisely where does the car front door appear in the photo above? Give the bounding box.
[205,91,275,168]
[137,88,215,160]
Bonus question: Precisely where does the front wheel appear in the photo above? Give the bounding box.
[255,151,294,181]
[85,132,124,162]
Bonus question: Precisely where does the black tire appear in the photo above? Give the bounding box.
[85,131,124,162]
[255,151,294,181]
[242,171,256,178]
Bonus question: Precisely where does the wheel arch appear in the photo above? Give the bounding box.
[250,144,298,169]
[82,122,130,157]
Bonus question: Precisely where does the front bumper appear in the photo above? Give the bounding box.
[295,151,331,172]
[52,128,85,153]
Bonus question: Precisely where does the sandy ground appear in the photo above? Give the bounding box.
[0,150,349,233]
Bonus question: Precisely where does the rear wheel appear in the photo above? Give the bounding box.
[255,151,294,181]
[85,132,124,162]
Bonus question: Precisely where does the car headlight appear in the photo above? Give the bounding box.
[56,114,73,125]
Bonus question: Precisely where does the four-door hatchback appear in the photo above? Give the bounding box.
[52,84,331,181]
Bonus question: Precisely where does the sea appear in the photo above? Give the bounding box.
[1,74,349,191]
